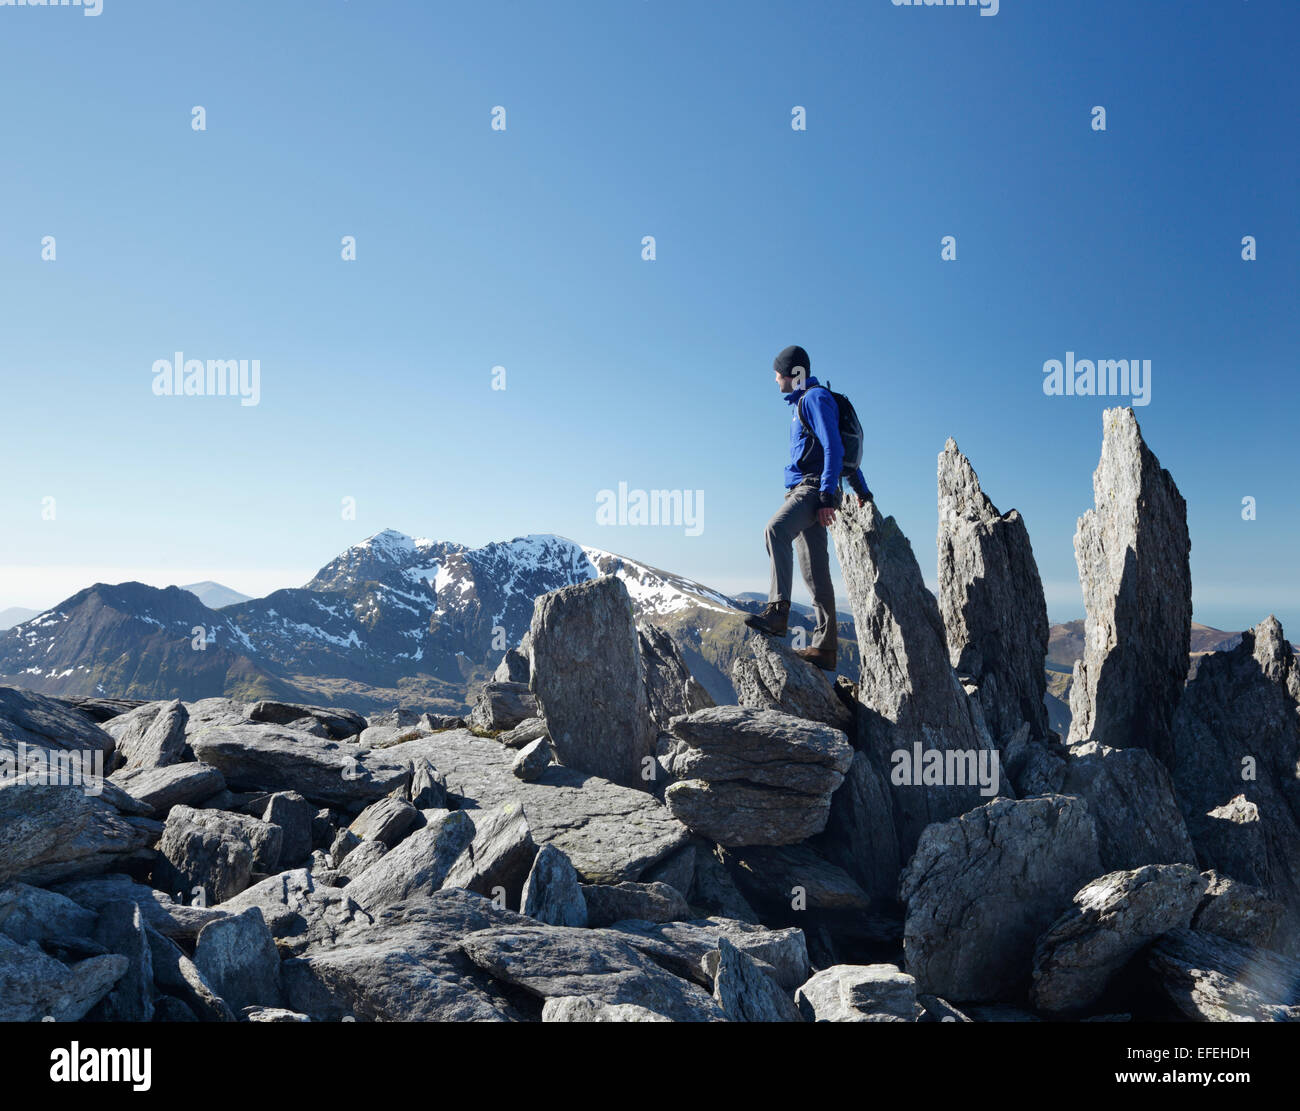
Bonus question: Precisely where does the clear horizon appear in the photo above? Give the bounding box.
[2,1,1296,638]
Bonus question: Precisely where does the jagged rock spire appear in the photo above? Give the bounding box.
[829,498,997,867]
[1066,407,1192,769]
[937,437,1051,748]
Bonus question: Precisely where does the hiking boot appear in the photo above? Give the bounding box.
[794,645,837,671]
[744,601,790,637]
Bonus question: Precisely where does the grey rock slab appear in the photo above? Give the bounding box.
[441,804,536,907]
[1031,863,1208,1015]
[116,699,188,771]
[899,795,1102,1003]
[611,918,810,992]
[640,622,714,732]
[385,730,690,884]
[188,723,410,808]
[280,890,531,1021]
[108,762,226,818]
[87,900,154,1022]
[194,906,282,1012]
[347,796,419,848]
[511,737,552,781]
[155,805,283,904]
[408,757,449,808]
[493,648,530,684]
[144,922,236,1022]
[468,682,539,734]
[529,575,657,787]
[1067,406,1192,770]
[497,717,549,751]
[1173,616,1300,951]
[0,781,160,886]
[937,439,1051,749]
[460,923,727,1022]
[521,844,588,927]
[1191,870,1283,949]
[335,839,387,880]
[344,810,475,911]
[0,685,116,765]
[0,934,127,1022]
[246,700,367,741]
[220,868,373,957]
[730,631,851,732]
[581,881,691,928]
[796,963,919,1022]
[660,706,852,846]
[261,790,315,869]
[713,936,802,1022]
[1060,741,1196,872]
[50,874,229,941]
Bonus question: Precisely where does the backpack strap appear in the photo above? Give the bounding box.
[796,383,832,438]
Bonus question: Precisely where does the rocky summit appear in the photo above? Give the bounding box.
[1,406,1296,1023]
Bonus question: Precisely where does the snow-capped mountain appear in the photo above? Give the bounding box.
[0,529,749,712]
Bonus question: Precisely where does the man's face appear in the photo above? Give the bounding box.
[775,368,805,393]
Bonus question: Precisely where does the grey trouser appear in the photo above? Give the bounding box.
[764,478,837,651]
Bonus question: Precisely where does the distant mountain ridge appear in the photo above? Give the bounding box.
[0,530,748,713]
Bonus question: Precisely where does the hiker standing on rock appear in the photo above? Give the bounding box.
[744,344,872,671]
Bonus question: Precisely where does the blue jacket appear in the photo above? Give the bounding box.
[784,377,871,507]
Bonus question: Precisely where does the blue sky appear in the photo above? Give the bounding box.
[1,0,1296,632]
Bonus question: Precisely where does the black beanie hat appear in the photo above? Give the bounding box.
[773,345,810,378]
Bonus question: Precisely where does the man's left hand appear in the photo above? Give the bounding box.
[817,507,836,527]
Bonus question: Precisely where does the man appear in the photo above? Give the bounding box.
[744,344,872,671]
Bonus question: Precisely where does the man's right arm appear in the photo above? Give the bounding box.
[847,467,872,504]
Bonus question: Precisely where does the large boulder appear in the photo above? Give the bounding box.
[1066,407,1192,770]
[712,936,802,1022]
[937,439,1051,750]
[899,795,1102,1003]
[658,706,852,846]
[193,906,282,1012]
[441,803,537,908]
[0,782,160,886]
[1030,864,1208,1015]
[730,631,851,732]
[1060,742,1196,872]
[528,575,657,787]
[796,963,919,1022]
[467,682,538,734]
[521,844,588,927]
[828,498,998,864]
[111,699,188,770]
[154,805,282,904]
[1172,616,1300,951]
